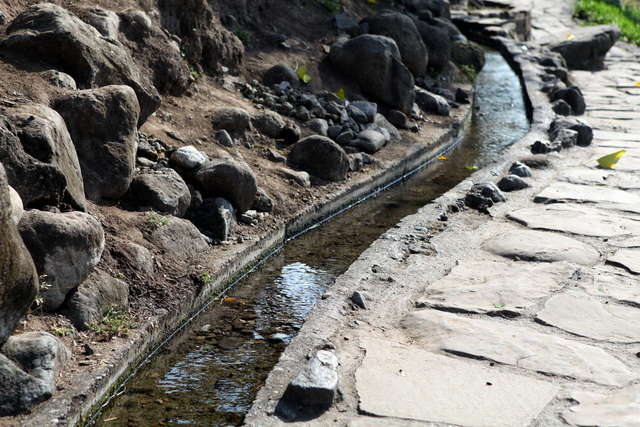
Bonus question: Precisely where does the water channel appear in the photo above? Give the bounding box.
[91,50,529,426]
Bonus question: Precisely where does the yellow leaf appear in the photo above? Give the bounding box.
[367,0,377,3]
[566,34,575,40]
[296,65,311,84]
[223,297,237,303]
[302,73,312,84]
[438,156,447,161]
[464,165,478,171]
[634,81,640,87]
[597,150,626,169]
[336,88,346,100]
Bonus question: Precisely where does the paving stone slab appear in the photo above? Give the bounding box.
[610,236,640,248]
[403,310,636,386]
[560,168,640,190]
[535,182,640,214]
[483,228,600,265]
[562,385,640,427]
[594,130,640,142]
[348,418,429,427]
[356,337,558,427]
[581,267,640,306]
[508,204,640,237]
[536,291,640,343]
[588,110,639,120]
[608,248,640,274]
[416,260,572,316]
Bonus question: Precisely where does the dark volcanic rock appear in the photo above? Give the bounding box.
[194,158,257,213]
[497,175,530,192]
[550,86,586,115]
[452,40,486,72]
[509,161,532,178]
[549,118,593,147]
[465,182,506,211]
[288,136,350,182]
[415,88,450,116]
[530,140,561,154]
[125,168,191,217]
[263,64,299,87]
[550,25,620,70]
[191,197,236,241]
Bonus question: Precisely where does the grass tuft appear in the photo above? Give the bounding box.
[574,0,640,45]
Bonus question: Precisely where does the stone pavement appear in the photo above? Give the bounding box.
[246,1,640,425]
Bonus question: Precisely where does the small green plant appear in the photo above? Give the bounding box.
[200,271,215,285]
[146,211,170,229]
[234,29,253,48]
[88,308,134,340]
[189,65,201,82]
[318,0,342,13]
[33,274,51,313]
[460,64,478,82]
[52,326,74,337]
[575,0,640,45]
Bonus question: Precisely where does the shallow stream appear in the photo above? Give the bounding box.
[91,51,528,426]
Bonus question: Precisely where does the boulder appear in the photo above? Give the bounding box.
[407,0,451,19]
[370,113,401,142]
[263,64,299,87]
[252,110,286,138]
[211,107,252,135]
[548,118,593,147]
[554,128,579,149]
[52,85,139,202]
[194,158,258,213]
[8,186,23,225]
[415,88,450,116]
[191,197,236,241]
[550,86,586,115]
[112,240,154,277]
[1,106,86,211]
[306,118,329,137]
[552,99,572,116]
[60,269,128,330]
[288,136,350,182]
[329,35,415,113]
[465,182,506,211]
[509,161,532,178]
[76,7,119,39]
[1,3,160,124]
[0,332,68,416]
[149,216,210,257]
[18,210,105,311]
[0,165,38,345]
[278,167,311,187]
[414,19,451,71]
[125,168,191,217]
[497,175,530,192]
[40,70,77,90]
[216,130,235,147]
[170,145,208,170]
[350,129,387,154]
[549,25,621,70]
[530,140,561,154]
[350,101,378,123]
[252,188,274,213]
[361,11,428,77]
[452,39,486,72]
[386,110,409,129]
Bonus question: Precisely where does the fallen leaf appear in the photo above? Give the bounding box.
[322,44,330,54]
[296,65,312,84]
[566,33,575,40]
[438,156,447,161]
[634,81,640,87]
[336,88,346,100]
[104,418,118,422]
[597,149,626,169]
[223,297,237,303]
[464,165,478,171]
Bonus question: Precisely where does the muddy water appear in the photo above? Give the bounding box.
[91,51,528,427]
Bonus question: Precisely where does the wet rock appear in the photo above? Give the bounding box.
[530,140,561,154]
[329,34,415,113]
[451,39,486,72]
[170,145,207,170]
[288,136,350,182]
[53,85,139,202]
[361,11,428,77]
[1,105,86,211]
[509,161,532,178]
[0,332,69,416]
[350,291,368,309]
[554,128,578,149]
[194,158,257,213]
[350,129,387,154]
[263,64,299,87]
[550,86,586,115]
[278,167,311,187]
[465,183,506,211]
[276,350,339,421]
[40,70,77,90]
[1,3,160,123]
[549,118,593,147]
[191,197,235,241]
[0,165,38,345]
[216,130,235,147]
[125,168,191,217]
[551,99,572,116]
[252,188,274,213]
[498,175,530,192]
[550,25,621,70]
[415,88,450,116]
[60,269,128,330]
[18,210,105,311]
[306,118,329,137]
[149,216,209,257]
[211,107,252,135]
[252,110,286,138]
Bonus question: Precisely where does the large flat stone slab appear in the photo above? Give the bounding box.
[562,385,640,427]
[508,205,640,237]
[483,228,600,265]
[608,248,640,274]
[594,130,640,142]
[560,168,640,190]
[403,310,636,386]
[536,291,640,343]
[356,337,558,427]
[589,148,640,173]
[581,267,640,306]
[416,260,572,316]
[610,236,640,248]
[535,182,640,214]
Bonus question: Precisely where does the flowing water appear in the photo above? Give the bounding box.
[91,51,528,427]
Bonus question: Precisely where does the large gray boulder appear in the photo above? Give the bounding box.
[211,107,252,135]
[550,25,620,70]
[415,87,451,116]
[0,106,86,211]
[0,332,69,416]
[190,197,236,241]
[288,135,350,182]
[149,216,210,258]
[0,164,38,346]
[452,39,486,73]
[329,35,415,113]
[0,3,160,123]
[60,269,129,330]
[414,18,452,71]
[125,168,191,217]
[18,210,105,311]
[53,85,140,202]
[194,158,258,213]
[361,11,428,77]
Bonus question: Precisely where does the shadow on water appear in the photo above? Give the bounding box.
[91,51,528,426]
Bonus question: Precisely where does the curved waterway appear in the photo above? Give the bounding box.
[91,51,528,426]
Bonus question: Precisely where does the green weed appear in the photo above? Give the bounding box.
[146,211,170,229]
[575,0,640,45]
[234,30,253,48]
[200,271,215,285]
[88,308,134,340]
[460,64,478,82]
